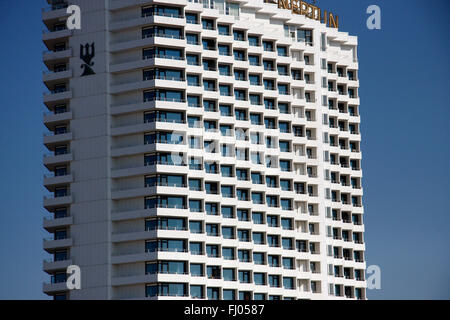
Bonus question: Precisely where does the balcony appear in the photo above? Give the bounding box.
[42,28,72,47]
[110,13,185,32]
[110,33,185,53]
[43,281,68,294]
[43,215,73,231]
[111,185,188,200]
[43,258,72,273]
[43,193,73,209]
[42,4,69,27]
[43,236,73,251]
[43,88,72,104]
[43,69,72,83]
[111,75,186,95]
[44,172,73,187]
[43,48,72,65]
[111,55,186,74]
[112,228,189,243]
[44,152,73,168]
[111,122,185,138]
[44,131,72,146]
[43,109,72,126]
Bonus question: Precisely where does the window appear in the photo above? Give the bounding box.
[219,64,231,77]
[254,273,266,286]
[234,69,246,81]
[221,165,233,177]
[206,245,219,258]
[190,242,203,255]
[252,212,264,224]
[277,46,288,56]
[218,24,230,36]
[190,285,204,299]
[251,173,263,185]
[281,218,293,230]
[222,247,235,260]
[238,229,250,242]
[248,35,260,46]
[202,18,215,30]
[253,252,265,265]
[205,182,219,194]
[280,180,291,191]
[280,160,291,172]
[186,54,199,66]
[253,232,265,245]
[205,202,218,215]
[254,293,266,300]
[207,287,220,300]
[267,235,279,247]
[205,162,218,174]
[263,41,274,52]
[207,266,221,279]
[206,223,219,236]
[278,64,288,76]
[233,29,245,41]
[189,221,202,234]
[283,277,295,290]
[298,29,313,45]
[223,268,236,281]
[281,199,292,211]
[221,185,233,198]
[269,275,280,287]
[186,12,198,24]
[220,104,232,116]
[263,60,275,71]
[282,257,294,270]
[252,192,264,204]
[279,139,291,152]
[219,84,231,96]
[249,74,261,86]
[249,55,260,66]
[189,199,202,212]
[187,74,200,86]
[222,226,235,239]
[236,169,248,181]
[266,196,278,208]
[222,206,234,219]
[282,237,293,250]
[238,249,251,262]
[234,50,245,61]
[218,44,230,56]
[237,209,249,221]
[223,290,236,300]
[235,109,247,120]
[239,270,251,283]
[250,113,262,125]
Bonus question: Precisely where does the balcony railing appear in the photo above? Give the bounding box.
[142,12,184,19]
[143,53,185,61]
[45,88,69,95]
[44,192,71,200]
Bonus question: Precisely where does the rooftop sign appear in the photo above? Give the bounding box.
[266,0,339,29]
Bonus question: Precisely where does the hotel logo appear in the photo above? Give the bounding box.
[266,0,339,29]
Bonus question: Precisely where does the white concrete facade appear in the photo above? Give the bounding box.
[42,0,366,300]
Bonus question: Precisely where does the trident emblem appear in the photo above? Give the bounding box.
[80,43,95,76]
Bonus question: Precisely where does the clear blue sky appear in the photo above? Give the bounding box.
[0,0,448,300]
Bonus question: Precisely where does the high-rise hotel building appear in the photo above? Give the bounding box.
[42,0,366,300]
